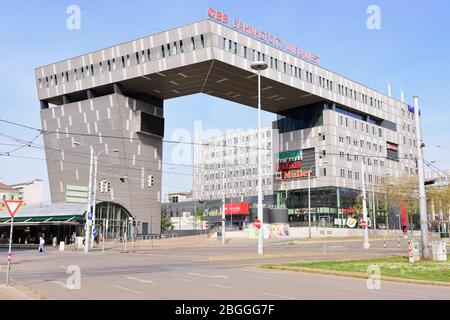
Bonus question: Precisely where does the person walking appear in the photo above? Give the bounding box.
[37,234,46,255]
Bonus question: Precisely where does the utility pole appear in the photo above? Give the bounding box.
[414,96,430,259]
[361,159,370,249]
[85,146,94,253]
[308,164,313,239]
[372,190,376,230]
[251,60,267,255]
[222,170,226,246]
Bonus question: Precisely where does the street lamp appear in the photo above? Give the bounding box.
[361,158,370,249]
[251,60,268,255]
[308,162,327,239]
[73,141,119,251]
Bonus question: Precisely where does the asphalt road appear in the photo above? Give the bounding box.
[1,237,449,300]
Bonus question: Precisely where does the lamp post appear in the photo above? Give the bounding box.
[308,165,314,239]
[308,162,327,238]
[361,158,370,249]
[91,148,119,248]
[251,61,268,255]
[74,141,119,252]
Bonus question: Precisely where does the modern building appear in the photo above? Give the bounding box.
[168,191,193,203]
[0,182,22,202]
[193,126,273,201]
[11,179,44,205]
[35,8,419,234]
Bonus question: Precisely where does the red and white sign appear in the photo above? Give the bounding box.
[3,200,24,218]
[359,220,367,229]
[254,219,262,229]
[207,7,320,65]
[224,202,249,215]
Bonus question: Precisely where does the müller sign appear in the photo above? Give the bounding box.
[208,7,320,65]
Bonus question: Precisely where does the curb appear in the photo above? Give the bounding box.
[0,284,40,300]
[262,265,450,287]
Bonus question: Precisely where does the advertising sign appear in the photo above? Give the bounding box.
[408,240,421,262]
[278,150,302,162]
[224,203,249,215]
[207,7,320,64]
[275,149,312,181]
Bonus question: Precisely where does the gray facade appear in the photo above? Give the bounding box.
[35,18,418,232]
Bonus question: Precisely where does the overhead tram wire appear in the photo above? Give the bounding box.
[48,0,162,32]
[0,118,273,152]
[0,118,428,162]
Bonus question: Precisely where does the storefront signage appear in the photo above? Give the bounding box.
[278,150,302,162]
[275,150,310,180]
[225,202,249,215]
[207,7,320,65]
[276,161,300,171]
[386,142,399,151]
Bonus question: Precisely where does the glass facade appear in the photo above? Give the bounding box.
[275,187,389,228]
[93,202,132,240]
[276,102,324,133]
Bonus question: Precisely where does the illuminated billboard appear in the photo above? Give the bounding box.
[275,148,315,180]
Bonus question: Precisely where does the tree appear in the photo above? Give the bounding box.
[160,208,173,232]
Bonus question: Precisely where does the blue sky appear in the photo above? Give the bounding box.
[0,0,449,202]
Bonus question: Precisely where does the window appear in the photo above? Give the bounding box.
[191,37,195,50]
[200,34,205,47]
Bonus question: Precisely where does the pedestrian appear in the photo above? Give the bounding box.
[37,234,46,255]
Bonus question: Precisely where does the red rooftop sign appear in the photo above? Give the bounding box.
[225,202,250,215]
[208,7,320,65]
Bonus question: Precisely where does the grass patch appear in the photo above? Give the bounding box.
[264,255,450,283]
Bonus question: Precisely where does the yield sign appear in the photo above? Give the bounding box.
[4,200,24,218]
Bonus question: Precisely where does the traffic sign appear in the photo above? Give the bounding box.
[93,227,97,237]
[88,212,93,220]
[4,200,24,218]
[254,219,262,229]
[359,220,367,228]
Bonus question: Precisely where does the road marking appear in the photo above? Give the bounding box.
[173,277,192,282]
[125,276,154,284]
[210,283,233,290]
[262,292,295,300]
[51,280,66,288]
[187,272,228,279]
[111,284,142,295]
[342,287,428,299]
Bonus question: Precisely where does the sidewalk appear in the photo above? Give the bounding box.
[0,284,34,300]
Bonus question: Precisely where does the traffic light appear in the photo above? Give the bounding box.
[148,175,154,187]
[99,179,111,193]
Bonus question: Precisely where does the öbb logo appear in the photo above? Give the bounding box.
[208,7,229,25]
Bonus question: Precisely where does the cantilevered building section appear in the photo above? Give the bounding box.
[35,16,418,233]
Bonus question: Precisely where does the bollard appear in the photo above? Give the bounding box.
[397,237,400,248]
[383,238,386,248]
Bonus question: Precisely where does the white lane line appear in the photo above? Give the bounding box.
[125,276,154,284]
[210,283,233,290]
[187,272,228,279]
[111,284,142,295]
[173,277,192,282]
[342,287,428,299]
[240,269,285,275]
[262,292,295,300]
[51,280,66,288]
